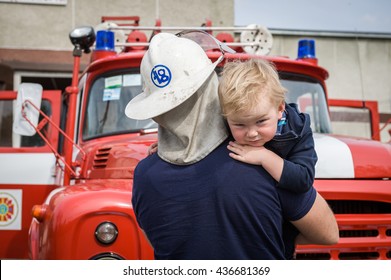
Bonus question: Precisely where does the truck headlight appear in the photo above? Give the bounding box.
[95,222,118,244]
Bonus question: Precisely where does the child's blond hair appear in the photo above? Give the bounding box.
[218,59,287,117]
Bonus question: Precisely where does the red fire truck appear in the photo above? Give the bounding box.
[0,16,390,260]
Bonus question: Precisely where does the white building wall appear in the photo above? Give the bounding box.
[0,0,234,50]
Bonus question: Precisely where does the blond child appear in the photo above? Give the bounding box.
[218,59,317,193]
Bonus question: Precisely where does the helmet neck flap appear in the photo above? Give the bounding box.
[153,73,228,165]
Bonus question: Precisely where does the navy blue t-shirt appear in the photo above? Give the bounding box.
[132,138,316,259]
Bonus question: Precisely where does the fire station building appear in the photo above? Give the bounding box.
[0,0,390,141]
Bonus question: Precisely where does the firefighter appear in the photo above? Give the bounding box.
[125,32,338,259]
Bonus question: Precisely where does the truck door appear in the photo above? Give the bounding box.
[0,90,61,259]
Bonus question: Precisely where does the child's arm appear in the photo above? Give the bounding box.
[227,141,284,182]
[277,129,317,193]
[228,131,316,193]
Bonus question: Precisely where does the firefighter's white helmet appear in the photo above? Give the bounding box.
[125,32,221,120]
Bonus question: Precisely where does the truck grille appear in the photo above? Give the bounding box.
[93,147,112,169]
[296,200,391,260]
[329,200,391,214]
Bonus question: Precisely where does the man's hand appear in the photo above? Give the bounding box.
[148,142,158,155]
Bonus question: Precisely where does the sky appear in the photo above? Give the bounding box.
[234,0,391,33]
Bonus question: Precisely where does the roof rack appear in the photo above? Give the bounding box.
[96,17,274,55]
[101,16,140,26]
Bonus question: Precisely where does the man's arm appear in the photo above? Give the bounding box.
[291,192,339,245]
[141,229,154,248]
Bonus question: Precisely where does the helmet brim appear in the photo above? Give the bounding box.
[125,57,221,120]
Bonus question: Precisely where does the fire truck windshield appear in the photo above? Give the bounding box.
[82,71,157,140]
[280,72,332,134]
[82,70,332,140]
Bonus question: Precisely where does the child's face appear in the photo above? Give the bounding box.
[227,99,284,147]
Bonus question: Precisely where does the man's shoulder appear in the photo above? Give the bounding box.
[135,153,160,172]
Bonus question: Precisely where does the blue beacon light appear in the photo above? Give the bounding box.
[297,39,316,59]
[92,30,116,61]
[95,30,115,51]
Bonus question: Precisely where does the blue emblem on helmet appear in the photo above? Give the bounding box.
[151,65,172,88]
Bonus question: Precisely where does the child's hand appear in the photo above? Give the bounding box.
[227,141,265,165]
[148,142,158,155]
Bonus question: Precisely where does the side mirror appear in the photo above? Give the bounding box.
[12,83,43,136]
